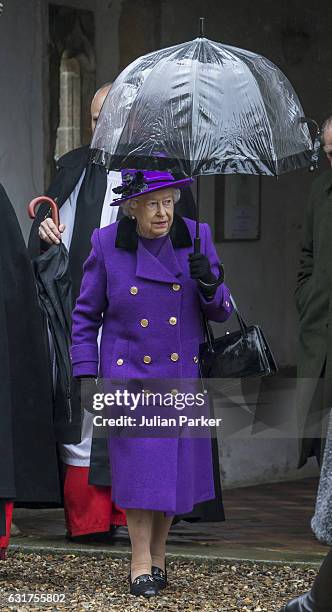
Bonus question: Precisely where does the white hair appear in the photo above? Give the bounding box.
[120,188,180,217]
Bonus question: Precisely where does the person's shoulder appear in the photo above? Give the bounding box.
[181,216,196,229]
[95,221,119,247]
[98,221,119,236]
[56,145,90,170]
[311,169,332,194]
[181,216,210,234]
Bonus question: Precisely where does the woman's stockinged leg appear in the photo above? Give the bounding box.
[150,512,174,570]
[126,509,153,581]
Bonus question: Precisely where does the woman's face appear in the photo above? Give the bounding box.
[132,188,174,238]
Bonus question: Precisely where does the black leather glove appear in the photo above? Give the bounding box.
[188,253,219,299]
[188,253,214,282]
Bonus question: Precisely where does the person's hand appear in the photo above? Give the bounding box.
[38,218,65,245]
[189,254,225,300]
[188,253,213,283]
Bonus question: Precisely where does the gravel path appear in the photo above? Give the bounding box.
[0,552,316,611]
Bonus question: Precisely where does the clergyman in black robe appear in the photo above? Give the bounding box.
[0,184,60,557]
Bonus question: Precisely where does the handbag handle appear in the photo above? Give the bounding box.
[229,295,249,337]
[202,294,249,352]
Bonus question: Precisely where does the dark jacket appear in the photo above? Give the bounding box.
[295,169,332,466]
[0,184,61,517]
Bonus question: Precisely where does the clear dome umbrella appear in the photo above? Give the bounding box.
[90,18,314,250]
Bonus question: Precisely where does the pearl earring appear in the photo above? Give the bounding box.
[131,215,136,220]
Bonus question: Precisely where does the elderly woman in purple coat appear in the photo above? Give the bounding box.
[71,169,233,596]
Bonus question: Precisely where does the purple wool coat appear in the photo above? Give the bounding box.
[71,214,233,515]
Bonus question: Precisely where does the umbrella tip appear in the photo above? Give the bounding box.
[199,16,205,38]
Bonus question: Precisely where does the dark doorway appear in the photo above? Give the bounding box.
[47,5,96,182]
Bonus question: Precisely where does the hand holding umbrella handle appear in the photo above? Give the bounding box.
[28,196,60,230]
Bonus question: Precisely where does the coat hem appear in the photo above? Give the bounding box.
[111,492,215,516]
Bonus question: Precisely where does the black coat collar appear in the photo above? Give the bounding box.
[115,213,193,250]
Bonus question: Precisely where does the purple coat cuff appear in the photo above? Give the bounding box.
[71,343,99,377]
[199,282,233,322]
[72,361,98,378]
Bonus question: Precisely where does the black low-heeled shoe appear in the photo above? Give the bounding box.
[279,591,315,611]
[128,573,159,597]
[152,565,167,589]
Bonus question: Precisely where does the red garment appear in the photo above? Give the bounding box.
[64,465,126,536]
[0,501,14,558]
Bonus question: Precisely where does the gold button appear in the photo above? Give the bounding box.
[140,319,149,327]
[172,283,181,291]
[169,316,177,325]
[143,355,152,364]
[170,352,179,362]
[130,286,138,295]
[117,358,124,366]
[193,355,198,364]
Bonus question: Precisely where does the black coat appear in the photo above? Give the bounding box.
[295,170,332,466]
[0,184,61,512]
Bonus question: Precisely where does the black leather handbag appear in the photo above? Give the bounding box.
[199,297,278,379]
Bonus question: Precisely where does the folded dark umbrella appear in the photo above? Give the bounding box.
[28,196,73,422]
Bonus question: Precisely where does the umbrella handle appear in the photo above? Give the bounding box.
[28,196,60,229]
[194,237,201,254]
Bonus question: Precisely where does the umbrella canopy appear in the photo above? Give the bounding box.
[28,197,73,427]
[90,35,312,177]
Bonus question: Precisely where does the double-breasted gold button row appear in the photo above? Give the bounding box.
[139,317,177,327]
[143,353,179,364]
[117,354,198,366]
[130,284,181,295]
[117,354,179,365]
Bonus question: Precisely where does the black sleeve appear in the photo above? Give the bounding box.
[27,202,52,258]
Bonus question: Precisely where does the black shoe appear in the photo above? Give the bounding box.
[152,565,167,589]
[279,591,315,611]
[128,573,159,597]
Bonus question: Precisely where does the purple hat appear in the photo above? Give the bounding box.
[111,169,193,205]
